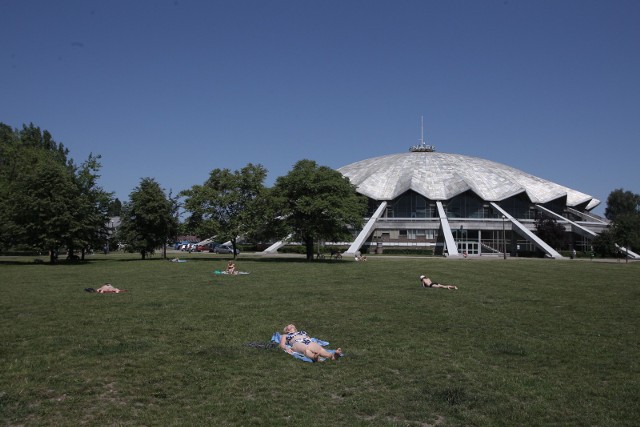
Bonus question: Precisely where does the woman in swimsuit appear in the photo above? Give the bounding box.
[226,261,237,275]
[420,275,458,290]
[279,324,342,361]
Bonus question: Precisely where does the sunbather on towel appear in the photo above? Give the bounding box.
[226,261,237,275]
[96,283,127,293]
[280,324,342,361]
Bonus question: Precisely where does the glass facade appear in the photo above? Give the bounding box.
[444,191,487,218]
[356,189,598,255]
[386,190,436,218]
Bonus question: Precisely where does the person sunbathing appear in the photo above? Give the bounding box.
[226,261,237,275]
[96,283,127,293]
[420,275,458,290]
[279,324,342,361]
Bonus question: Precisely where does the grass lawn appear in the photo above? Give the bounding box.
[1,252,639,426]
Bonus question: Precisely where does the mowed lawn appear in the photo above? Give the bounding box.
[1,253,638,426]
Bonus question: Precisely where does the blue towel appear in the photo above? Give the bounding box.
[271,332,335,363]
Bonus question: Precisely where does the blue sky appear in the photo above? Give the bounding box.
[2,0,639,215]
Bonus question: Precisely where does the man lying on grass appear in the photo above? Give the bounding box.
[420,275,458,290]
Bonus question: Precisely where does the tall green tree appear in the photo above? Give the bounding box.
[69,154,113,259]
[602,188,640,261]
[3,147,78,262]
[0,123,112,261]
[272,159,366,260]
[0,123,18,249]
[180,163,268,257]
[118,178,178,260]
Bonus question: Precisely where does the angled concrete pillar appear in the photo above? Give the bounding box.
[491,202,562,259]
[344,202,387,255]
[436,201,459,257]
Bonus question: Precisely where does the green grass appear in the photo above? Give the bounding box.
[1,253,639,426]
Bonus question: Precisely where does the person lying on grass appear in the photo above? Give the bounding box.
[420,275,458,290]
[96,284,128,293]
[280,324,342,361]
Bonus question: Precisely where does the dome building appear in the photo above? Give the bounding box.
[337,141,611,259]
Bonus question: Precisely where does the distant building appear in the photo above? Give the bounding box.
[107,216,121,237]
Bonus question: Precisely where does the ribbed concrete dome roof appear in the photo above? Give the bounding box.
[337,151,600,210]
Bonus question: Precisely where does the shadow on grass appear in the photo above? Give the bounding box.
[0,256,185,266]
[430,386,476,407]
[489,342,528,357]
[0,259,98,266]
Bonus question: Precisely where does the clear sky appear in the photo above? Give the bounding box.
[3,0,639,215]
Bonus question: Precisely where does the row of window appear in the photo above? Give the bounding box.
[369,190,566,220]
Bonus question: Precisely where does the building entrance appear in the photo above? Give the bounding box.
[457,241,479,255]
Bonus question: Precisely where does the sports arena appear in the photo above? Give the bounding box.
[337,142,610,259]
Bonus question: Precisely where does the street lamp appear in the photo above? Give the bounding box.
[502,215,507,259]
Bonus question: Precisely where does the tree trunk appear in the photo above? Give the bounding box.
[305,238,314,261]
[49,247,57,264]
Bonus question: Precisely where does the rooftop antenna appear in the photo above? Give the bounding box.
[410,115,435,152]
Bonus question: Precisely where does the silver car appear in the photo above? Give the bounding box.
[214,244,240,255]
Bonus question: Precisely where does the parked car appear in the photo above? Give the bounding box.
[213,244,240,255]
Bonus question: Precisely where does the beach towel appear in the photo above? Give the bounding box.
[271,332,338,363]
[214,270,250,275]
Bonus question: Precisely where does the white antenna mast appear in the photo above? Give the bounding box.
[410,114,435,152]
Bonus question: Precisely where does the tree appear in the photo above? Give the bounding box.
[180,164,268,258]
[592,228,617,258]
[0,123,113,262]
[604,189,640,221]
[107,198,123,217]
[118,178,178,260]
[602,188,640,262]
[0,123,19,250]
[534,213,566,251]
[3,147,78,262]
[69,154,113,259]
[272,159,366,260]
[612,212,640,262]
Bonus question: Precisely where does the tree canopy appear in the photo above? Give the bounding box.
[180,163,268,257]
[118,178,178,260]
[604,188,640,221]
[594,188,640,259]
[272,159,366,260]
[0,123,112,262]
